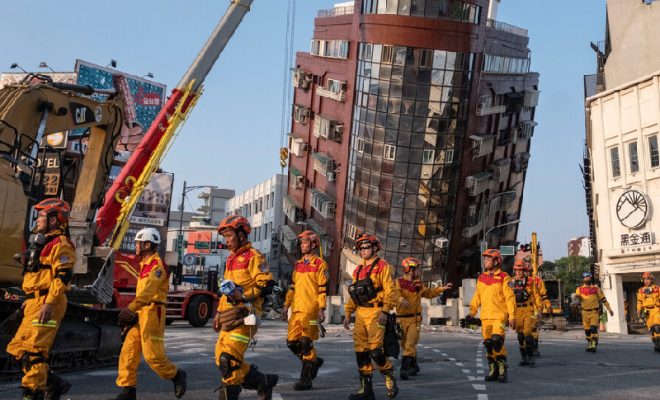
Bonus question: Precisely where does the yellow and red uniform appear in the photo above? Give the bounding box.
[7,230,75,392]
[345,257,397,375]
[529,276,551,346]
[215,243,273,385]
[285,255,327,361]
[395,278,445,357]
[636,284,660,349]
[511,275,540,364]
[469,269,515,360]
[575,284,612,349]
[116,252,177,387]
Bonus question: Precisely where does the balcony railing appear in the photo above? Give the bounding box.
[462,220,483,238]
[476,104,506,116]
[486,19,528,37]
[317,5,354,17]
[316,87,346,102]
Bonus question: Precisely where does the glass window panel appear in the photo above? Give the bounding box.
[388,98,402,114]
[378,63,390,80]
[398,0,411,15]
[386,0,399,14]
[378,80,390,96]
[610,147,621,177]
[403,83,417,99]
[411,0,425,16]
[415,101,429,116]
[386,114,400,129]
[388,222,402,238]
[395,146,410,162]
[377,96,389,112]
[649,136,659,168]
[402,99,415,115]
[385,128,398,143]
[366,109,376,125]
[371,62,381,79]
[399,115,413,131]
[390,81,403,97]
[390,207,403,223]
[417,84,431,100]
[425,0,440,17]
[394,46,407,66]
[418,69,432,83]
[413,117,426,132]
[372,44,382,63]
[391,66,404,82]
[629,141,639,173]
[368,94,378,110]
[394,161,409,177]
[433,50,446,69]
[374,126,386,142]
[405,48,416,67]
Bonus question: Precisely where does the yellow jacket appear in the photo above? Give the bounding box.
[22,230,75,305]
[469,269,515,321]
[284,255,327,313]
[575,284,612,312]
[395,277,445,316]
[219,243,273,315]
[636,284,660,313]
[511,276,541,310]
[128,252,169,312]
[530,276,552,311]
[345,257,396,315]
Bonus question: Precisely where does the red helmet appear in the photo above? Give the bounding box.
[35,198,70,226]
[217,215,252,235]
[401,257,421,273]
[482,248,502,266]
[513,258,526,271]
[642,272,654,282]
[355,233,381,252]
[298,230,320,248]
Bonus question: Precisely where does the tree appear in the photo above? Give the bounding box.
[553,256,592,294]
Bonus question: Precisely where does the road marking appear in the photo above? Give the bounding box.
[478,394,489,400]
[472,384,486,391]
[462,369,471,374]
[467,375,477,381]
[433,349,441,353]
[477,369,484,374]
[272,392,283,400]
[456,362,464,366]
[448,357,456,361]
[441,353,448,356]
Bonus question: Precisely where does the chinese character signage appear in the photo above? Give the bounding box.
[620,232,654,247]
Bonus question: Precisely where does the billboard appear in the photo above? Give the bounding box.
[119,172,174,258]
[73,60,166,157]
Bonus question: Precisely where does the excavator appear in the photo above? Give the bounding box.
[0,0,253,379]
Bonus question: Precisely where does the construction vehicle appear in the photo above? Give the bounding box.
[0,0,253,379]
[516,232,568,331]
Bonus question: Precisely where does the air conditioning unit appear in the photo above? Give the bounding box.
[433,237,449,249]
[326,172,336,181]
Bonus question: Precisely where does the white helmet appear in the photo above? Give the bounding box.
[135,227,161,244]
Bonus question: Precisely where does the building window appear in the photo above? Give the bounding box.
[649,135,659,168]
[610,146,621,178]
[357,137,365,153]
[347,223,357,240]
[422,149,435,164]
[265,194,270,210]
[381,45,394,64]
[628,141,639,173]
[445,149,454,164]
[384,144,396,160]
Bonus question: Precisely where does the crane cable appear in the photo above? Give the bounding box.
[279,0,296,170]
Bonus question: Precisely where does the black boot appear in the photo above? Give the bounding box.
[484,358,498,382]
[172,369,187,399]
[533,338,540,357]
[382,368,399,399]
[518,347,529,366]
[525,337,535,367]
[243,365,278,400]
[110,387,136,400]
[21,388,45,400]
[45,372,72,400]
[218,384,242,400]
[411,356,420,375]
[653,336,660,352]
[496,357,508,383]
[399,356,410,380]
[348,373,375,400]
[293,360,315,391]
[310,357,324,379]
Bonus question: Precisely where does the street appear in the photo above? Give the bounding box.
[1,321,658,400]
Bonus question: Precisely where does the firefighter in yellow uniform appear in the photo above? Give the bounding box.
[213,215,278,400]
[575,271,613,353]
[113,227,186,400]
[511,259,541,367]
[282,230,327,390]
[395,257,452,380]
[636,272,660,352]
[468,249,516,383]
[343,234,398,400]
[523,257,551,357]
[7,199,75,400]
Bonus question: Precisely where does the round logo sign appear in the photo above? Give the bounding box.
[616,190,650,229]
[182,253,196,266]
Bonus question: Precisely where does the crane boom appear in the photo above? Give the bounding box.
[95,0,253,244]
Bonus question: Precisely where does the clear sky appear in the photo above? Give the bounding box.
[0,0,605,261]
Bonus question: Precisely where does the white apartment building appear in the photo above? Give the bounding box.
[567,236,592,258]
[227,174,286,273]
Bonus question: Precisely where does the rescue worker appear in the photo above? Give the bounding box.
[523,257,551,357]
[7,199,75,400]
[575,271,613,353]
[467,249,515,383]
[636,272,660,352]
[281,230,328,390]
[112,227,187,400]
[214,215,278,400]
[511,259,541,367]
[343,234,398,400]
[395,257,452,380]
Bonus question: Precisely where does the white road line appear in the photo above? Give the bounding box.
[467,375,477,381]
[272,392,284,400]
[462,369,470,374]
[478,394,489,400]
[477,369,484,374]
[472,384,486,391]
[441,353,448,356]
[448,357,456,362]
[456,362,463,366]
[433,349,441,353]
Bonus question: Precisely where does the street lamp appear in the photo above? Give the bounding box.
[38,62,55,73]
[480,219,521,272]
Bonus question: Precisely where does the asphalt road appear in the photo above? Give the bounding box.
[1,321,659,400]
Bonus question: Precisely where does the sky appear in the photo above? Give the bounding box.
[0,0,606,261]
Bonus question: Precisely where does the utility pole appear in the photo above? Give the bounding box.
[177,180,187,263]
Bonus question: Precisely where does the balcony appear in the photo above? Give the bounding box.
[490,159,511,183]
[470,134,495,159]
[283,195,304,224]
[317,4,354,17]
[523,90,540,108]
[513,152,531,173]
[486,19,528,37]
[518,121,537,140]
[310,188,336,220]
[312,152,337,181]
[465,171,493,196]
[498,127,518,146]
[476,104,506,116]
[313,115,343,142]
[292,68,313,90]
